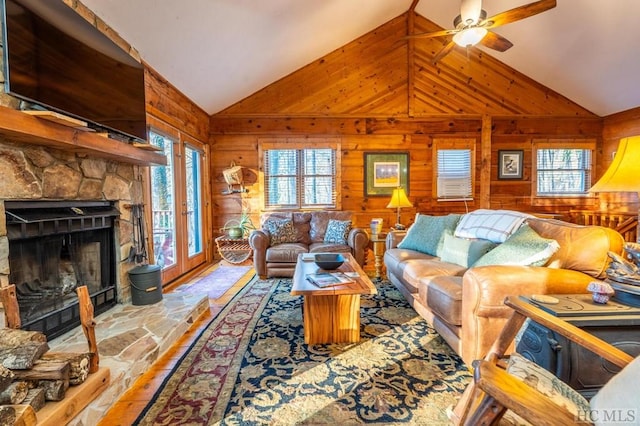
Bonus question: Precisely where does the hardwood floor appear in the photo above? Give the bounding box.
[97,262,253,426]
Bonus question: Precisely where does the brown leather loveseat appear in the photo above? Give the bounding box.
[384,210,624,366]
[249,211,369,278]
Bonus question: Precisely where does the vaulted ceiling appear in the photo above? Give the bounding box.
[81,0,640,117]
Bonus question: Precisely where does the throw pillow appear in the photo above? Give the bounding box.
[439,232,497,268]
[455,209,533,243]
[590,355,640,421]
[263,218,298,246]
[473,224,560,267]
[502,353,590,425]
[435,228,453,258]
[323,219,351,244]
[398,214,461,256]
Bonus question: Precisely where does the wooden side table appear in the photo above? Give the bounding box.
[370,233,387,282]
[215,236,252,264]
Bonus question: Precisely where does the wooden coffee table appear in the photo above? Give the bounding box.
[291,253,377,344]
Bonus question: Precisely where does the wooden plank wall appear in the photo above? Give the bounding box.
[62,0,215,267]
[209,12,639,235]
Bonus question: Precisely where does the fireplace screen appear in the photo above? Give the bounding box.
[5,201,119,339]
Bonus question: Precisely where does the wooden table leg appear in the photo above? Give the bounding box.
[334,294,361,343]
[372,240,386,281]
[303,295,333,344]
[302,294,362,344]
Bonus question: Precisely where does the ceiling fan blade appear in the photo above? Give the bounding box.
[479,31,513,52]
[460,0,483,26]
[405,28,460,40]
[480,0,556,29]
[432,40,457,64]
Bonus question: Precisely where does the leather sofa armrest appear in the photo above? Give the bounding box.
[460,265,594,366]
[386,230,407,250]
[249,230,270,278]
[348,227,369,266]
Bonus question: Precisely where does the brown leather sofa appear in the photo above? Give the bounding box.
[384,216,625,366]
[249,211,369,278]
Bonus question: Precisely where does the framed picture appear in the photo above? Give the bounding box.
[364,152,409,196]
[498,150,523,180]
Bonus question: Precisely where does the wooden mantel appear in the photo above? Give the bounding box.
[0,105,167,166]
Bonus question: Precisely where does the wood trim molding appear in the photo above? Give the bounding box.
[0,105,166,165]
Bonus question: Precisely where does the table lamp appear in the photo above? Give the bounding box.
[386,187,413,230]
[589,135,640,244]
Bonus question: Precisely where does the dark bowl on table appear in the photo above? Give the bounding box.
[314,253,345,270]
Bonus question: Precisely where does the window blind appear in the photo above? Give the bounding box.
[264,148,337,209]
[536,148,592,195]
[437,149,472,199]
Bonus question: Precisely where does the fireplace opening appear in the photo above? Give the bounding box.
[5,200,119,339]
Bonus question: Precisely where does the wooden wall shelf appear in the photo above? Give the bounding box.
[0,105,167,166]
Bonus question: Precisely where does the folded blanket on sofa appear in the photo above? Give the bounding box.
[454,209,533,243]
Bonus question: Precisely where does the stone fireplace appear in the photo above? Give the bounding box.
[5,200,119,338]
[0,137,145,331]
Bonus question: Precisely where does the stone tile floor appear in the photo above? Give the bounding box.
[47,285,210,425]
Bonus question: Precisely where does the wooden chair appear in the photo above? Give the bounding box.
[450,296,637,426]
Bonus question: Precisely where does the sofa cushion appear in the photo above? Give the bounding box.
[292,212,313,245]
[454,209,532,243]
[527,218,624,279]
[398,214,461,256]
[473,224,559,267]
[384,248,434,290]
[439,232,497,268]
[263,218,298,246]
[323,219,352,244]
[420,276,463,327]
[400,259,467,294]
[309,211,352,243]
[309,242,351,254]
[265,243,308,263]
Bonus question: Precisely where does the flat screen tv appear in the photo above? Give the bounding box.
[1,0,147,141]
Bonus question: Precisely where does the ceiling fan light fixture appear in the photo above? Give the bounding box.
[453,27,488,47]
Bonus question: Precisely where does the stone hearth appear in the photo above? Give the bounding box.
[47,291,209,425]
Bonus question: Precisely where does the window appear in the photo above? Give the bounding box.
[149,130,176,269]
[433,139,475,200]
[534,141,594,196]
[260,139,340,209]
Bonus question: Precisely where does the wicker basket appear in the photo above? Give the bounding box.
[222,165,243,186]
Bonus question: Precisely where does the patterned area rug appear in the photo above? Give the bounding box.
[135,278,471,425]
[174,263,253,299]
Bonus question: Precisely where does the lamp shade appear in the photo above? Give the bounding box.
[453,27,487,47]
[386,187,413,209]
[590,136,640,193]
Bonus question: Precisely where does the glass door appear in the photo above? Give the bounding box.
[149,130,208,284]
[150,131,177,279]
[182,136,207,271]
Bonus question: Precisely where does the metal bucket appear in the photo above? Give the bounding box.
[128,264,163,305]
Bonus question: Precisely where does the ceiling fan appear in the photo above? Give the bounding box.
[409,0,557,63]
